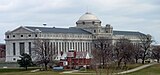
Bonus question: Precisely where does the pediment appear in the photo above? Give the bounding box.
[11,26,34,34]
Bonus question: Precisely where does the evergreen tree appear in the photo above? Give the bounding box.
[17,53,32,70]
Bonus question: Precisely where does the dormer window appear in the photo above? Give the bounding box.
[21,35,23,37]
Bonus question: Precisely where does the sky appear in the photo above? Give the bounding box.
[0,0,160,44]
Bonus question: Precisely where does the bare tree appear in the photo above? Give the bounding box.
[93,37,113,68]
[114,38,134,68]
[32,39,57,70]
[152,45,160,63]
[139,34,152,64]
[132,43,142,63]
[91,37,114,75]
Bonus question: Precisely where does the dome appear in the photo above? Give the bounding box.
[79,12,100,21]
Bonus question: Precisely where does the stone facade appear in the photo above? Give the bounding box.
[5,12,145,62]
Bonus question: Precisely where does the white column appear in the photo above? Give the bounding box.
[74,42,76,50]
[77,41,79,51]
[76,41,78,51]
[82,42,83,52]
[53,42,55,54]
[84,42,86,52]
[57,42,60,54]
[72,42,74,49]
[72,42,74,50]
[16,42,20,56]
[79,42,81,52]
[69,41,70,51]
[59,42,61,52]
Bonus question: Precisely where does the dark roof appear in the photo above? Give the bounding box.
[25,26,145,36]
[25,26,91,34]
[113,30,146,36]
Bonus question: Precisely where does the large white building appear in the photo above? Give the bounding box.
[5,12,145,62]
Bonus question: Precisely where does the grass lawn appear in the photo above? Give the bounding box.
[0,62,19,67]
[0,67,39,73]
[77,63,143,73]
[0,63,159,75]
[0,71,60,75]
[0,70,90,75]
[126,63,160,75]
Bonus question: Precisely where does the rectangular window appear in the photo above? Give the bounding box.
[59,42,61,51]
[35,34,37,37]
[29,42,31,55]
[19,42,25,55]
[70,42,72,49]
[64,42,66,52]
[77,42,79,51]
[73,42,74,49]
[13,43,16,55]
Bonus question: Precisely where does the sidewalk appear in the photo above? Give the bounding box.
[116,62,157,74]
[60,63,157,75]
[60,70,79,74]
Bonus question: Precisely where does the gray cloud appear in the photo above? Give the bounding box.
[0,0,160,43]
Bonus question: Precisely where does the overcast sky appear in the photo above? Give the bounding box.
[0,0,160,44]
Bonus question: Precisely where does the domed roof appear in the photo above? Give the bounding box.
[79,12,100,21]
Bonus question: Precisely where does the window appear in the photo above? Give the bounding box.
[19,42,25,55]
[59,42,61,51]
[29,42,31,55]
[82,22,85,25]
[70,42,72,49]
[13,35,15,37]
[35,34,37,37]
[56,35,58,37]
[21,35,23,37]
[92,21,95,24]
[28,35,31,37]
[106,31,108,33]
[13,43,16,55]
[7,35,9,38]
[94,30,96,33]
[13,58,16,61]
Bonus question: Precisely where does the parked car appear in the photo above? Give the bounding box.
[53,66,64,71]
